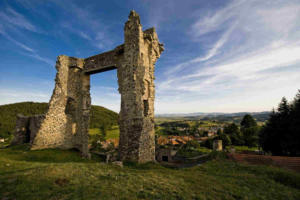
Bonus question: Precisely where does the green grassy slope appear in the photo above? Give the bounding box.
[89,126,120,140]
[0,102,118,138]
[0,146,299,200]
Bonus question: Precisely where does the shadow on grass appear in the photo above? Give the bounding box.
[0,144,105,163]
[238,163,300,189]
[0,165,49,176]
[207,158,300,190]
[123,161,166,170]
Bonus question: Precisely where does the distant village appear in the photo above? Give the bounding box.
[156,120,225,137]
[91,120,226,163]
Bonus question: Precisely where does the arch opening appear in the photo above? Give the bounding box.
[89,69,120,154]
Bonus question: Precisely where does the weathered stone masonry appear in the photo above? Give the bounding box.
[31,56,90,158]
[12,114,45,145]
[25,11,163,162]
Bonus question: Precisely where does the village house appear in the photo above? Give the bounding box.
[157,135,194,146]
[156,148,178,162]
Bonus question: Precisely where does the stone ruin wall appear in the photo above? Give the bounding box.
[118,12,163,162]
[11,114,45,145]
[12,11,163,163]
[31,56,91,157]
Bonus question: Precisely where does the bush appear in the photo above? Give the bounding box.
[186,140,200,150]
[208,151,228,160]
[223,123,243,146]
[202,138,214,149]
[242,126,259,147]
[215,134,231,147]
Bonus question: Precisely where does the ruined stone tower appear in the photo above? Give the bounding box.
[29,11,164,163]
[31,57,90,158]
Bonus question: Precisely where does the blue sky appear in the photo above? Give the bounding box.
[0,0,300,114]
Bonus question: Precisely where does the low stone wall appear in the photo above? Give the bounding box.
[213,140,222,151]
[11,114,45,145]
[156,148,177,162]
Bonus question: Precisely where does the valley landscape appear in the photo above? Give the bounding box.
[1,101,300,199]
[1,0,300,199]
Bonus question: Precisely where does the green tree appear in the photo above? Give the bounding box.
[100,125,107,141]
[289,91,300,155]
[278,97,290,116]
[189,123,200,136]
[240,114,259,147]
[223,123,243,145]
[185,140,200,150]
[259,109,281,155]
[242,126,260,147]
[260,93,300,156]
[241,114,257,129]
[215,134,231,147]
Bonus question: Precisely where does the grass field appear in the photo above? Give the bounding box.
[229,146,259,152]
[89,126,120,140]
[154,117,186,124]
[0,145,299,200]
[177,147,212,157]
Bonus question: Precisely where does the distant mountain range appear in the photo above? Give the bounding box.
[156,111,270,117]
[156,111,271,122]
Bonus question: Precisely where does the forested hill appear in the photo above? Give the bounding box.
[0,102,118,138]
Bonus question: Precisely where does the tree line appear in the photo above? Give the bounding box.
[260,90,300,156]
[213,90,300,156]
[203,114,260,149]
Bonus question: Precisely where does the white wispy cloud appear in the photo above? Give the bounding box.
[10,0,114,51]
[2,0,299,113]
[190,23,235,63]
[24,53,54,66]
[90,86,120,112]
[79,31,92,41]
[166,20,238,75]
[60,22,93,42]
[191,0,244,37]
[0,31,34,52]
[157,0,300,113]
[54,1,114,51]
[0,30,54,66]
[185,43,300,80]
[0,6,54,65]
[0,7,37,32]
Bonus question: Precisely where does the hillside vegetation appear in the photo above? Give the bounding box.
[0,146,299,200]
[260,91,300,156]
[0,102,118,138]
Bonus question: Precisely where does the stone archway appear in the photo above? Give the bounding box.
[30,11,164,163]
